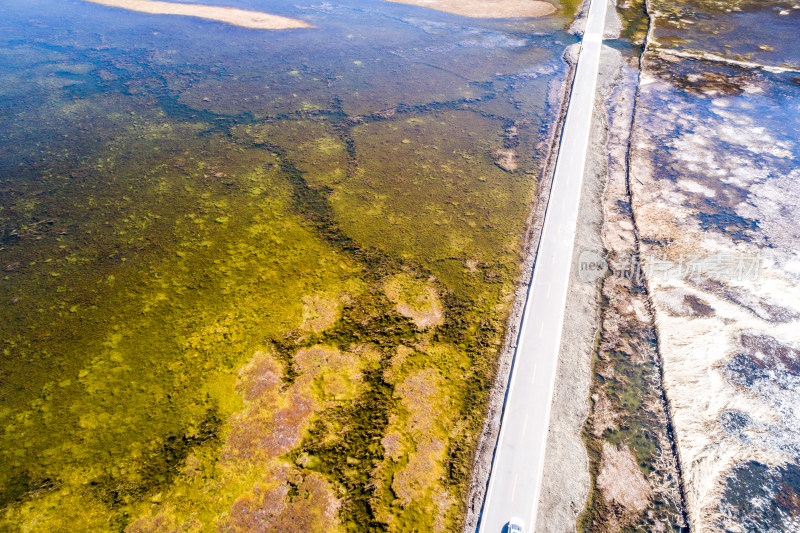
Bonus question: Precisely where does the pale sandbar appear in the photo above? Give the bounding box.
[83,0,313,29]
[386,0,556,18]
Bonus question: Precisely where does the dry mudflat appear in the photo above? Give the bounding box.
[83,0,312,29]
[387,0,556,18]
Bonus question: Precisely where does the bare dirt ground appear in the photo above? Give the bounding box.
[83,0,312,29]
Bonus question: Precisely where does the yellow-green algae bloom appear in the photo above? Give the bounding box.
[0,1,568,530]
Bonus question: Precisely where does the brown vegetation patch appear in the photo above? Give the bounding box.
[383,345,415,384]
[384,274,444,330]
[294,345,365,401]
[492,149,518,172]
[397,368,444,434]
[775,481,800,515]
[591,389,618,437]
[370,365,459,528]
[432,489,453,533]
[739,331,800,375]
[392,438,447,506]
[382,429,404,462]
[220,465,339,532]
[300,295,341,334]
[225,346,371,462]
[667,68,755,96]
[126,514,198,533]
[216,350,344,531]
[237,350,283,403]
[682,294,714,317]
[597,443,652,513]
[223,352,316,462]
[225,390,314,462]
[659,288,715,317]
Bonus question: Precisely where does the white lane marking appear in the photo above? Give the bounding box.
[523,413,529,437]
[531,365,537,385]
[511,474,519,503]
[546,283,552,299]
[539,322,545,338]
[552,252,557,265]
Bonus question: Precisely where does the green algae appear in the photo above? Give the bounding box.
[336,110,537,297]
[617,0,651,47]
[0,124,359,529]
[0,2,567,530]
[0,99,529,532]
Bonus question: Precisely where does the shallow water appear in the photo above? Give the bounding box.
[652,0,800,68]
[0,0,571,529]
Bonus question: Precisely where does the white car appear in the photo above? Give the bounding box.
[507,517,524,533]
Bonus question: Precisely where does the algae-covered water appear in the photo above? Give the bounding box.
[0,0,572,530]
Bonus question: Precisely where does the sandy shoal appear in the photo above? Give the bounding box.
[83,0,312,29]
[386,0,556,18]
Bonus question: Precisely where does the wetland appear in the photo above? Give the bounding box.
[0,0,573,530]
[3,0,799,531]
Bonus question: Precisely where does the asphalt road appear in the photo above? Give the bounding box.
[476,1,608,532]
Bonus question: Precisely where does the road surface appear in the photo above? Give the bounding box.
[476,1,608,531]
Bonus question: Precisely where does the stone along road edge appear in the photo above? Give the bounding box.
[476,0,608,531]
